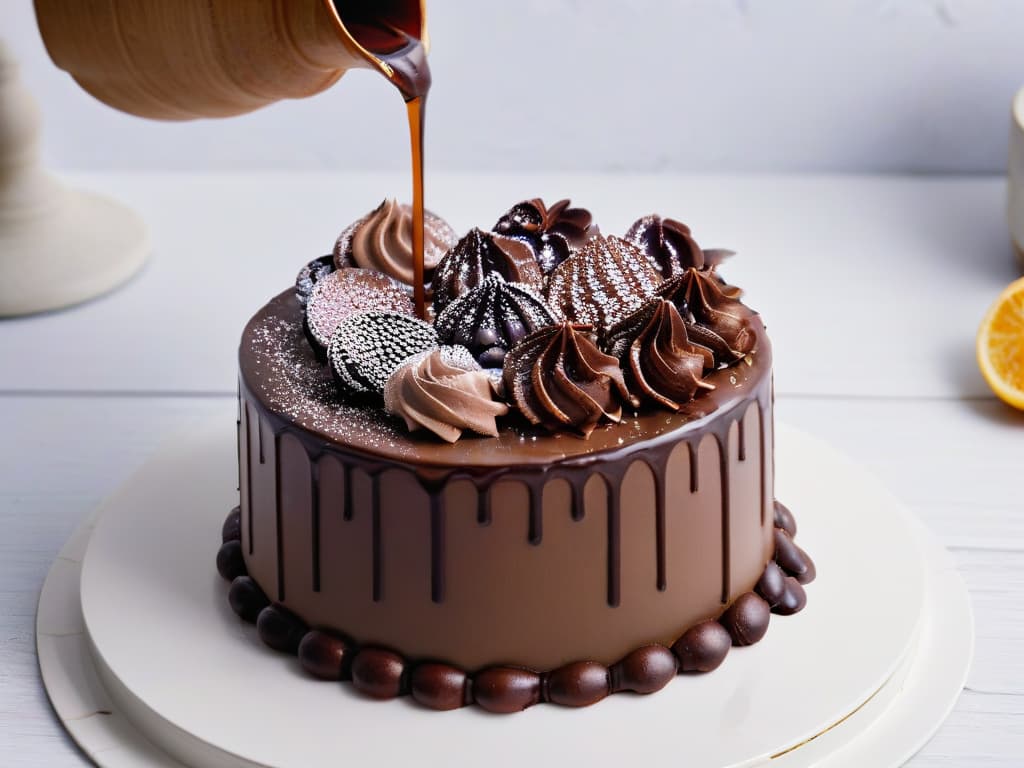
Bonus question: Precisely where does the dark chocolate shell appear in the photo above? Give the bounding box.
[544,235,662,335]
[493,198,599,274]
[327,312,438,397]
[434,273,558,369]
[305,269,415,352]
[431,228,542,314]
[624,215,704,277]
[295,254,336,305]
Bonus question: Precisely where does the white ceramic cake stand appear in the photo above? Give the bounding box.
[36,418,973,768]
[0,41,148,318]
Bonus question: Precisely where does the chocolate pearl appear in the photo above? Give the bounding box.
[410,663,467,711]
[216,539,247,581]
[756,561,787,607]
[795,545,816,585]
[773,500,797,537]
[472,667,541,713]
[503,318,527,344]
[351,648,406,700]
[256,604,306,654]
[222,506,242,543]
[672,620,732,673]
[721,593,770,646]
[611,645,677,694]
[474,326,499,349]
[228,575,269,623]
[774,528,809,580]
[477,346,507,368]
[298,630,350,681]
[546,661,609,707]
[773,577,807,616]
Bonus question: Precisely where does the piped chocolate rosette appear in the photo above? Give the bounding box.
[298,199,758,443]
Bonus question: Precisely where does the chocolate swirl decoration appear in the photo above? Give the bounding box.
[435,274,559,369]
[657,269,758,362]
[624,215,705,278]
[493,198,599,274]
[383,346,509,443]
[605,298,715,411]
[431,228,543,315]
[503,322,630,438]
[333,199,458,288]
[701,249,743,299]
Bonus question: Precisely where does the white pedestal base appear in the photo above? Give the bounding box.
[0,41,148,318]
[37,418,972,768]
[0,182,148,317]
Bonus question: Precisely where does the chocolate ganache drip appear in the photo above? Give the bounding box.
[624,215,705,278]
[431,228,543,314]
[657,269,758,362]
[435,273,559,369]
[503,322,630,437]
[334,199,458,288]
[493,198,599,274]
[605,298,715,411]
[383,346,509,443]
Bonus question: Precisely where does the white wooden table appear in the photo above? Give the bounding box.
[1,172,1021,766]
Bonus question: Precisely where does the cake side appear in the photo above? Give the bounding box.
[213,199,818,712]
[236,290,775,670]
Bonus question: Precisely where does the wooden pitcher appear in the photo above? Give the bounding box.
[34,0,428,120]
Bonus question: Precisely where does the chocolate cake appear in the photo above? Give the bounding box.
[217,199,816,713]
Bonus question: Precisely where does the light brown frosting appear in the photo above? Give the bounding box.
[383,347,509,443]
[348,199,456,287]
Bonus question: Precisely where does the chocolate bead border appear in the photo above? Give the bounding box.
[216,499,815,713]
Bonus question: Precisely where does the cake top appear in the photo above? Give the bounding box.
[245,197,768,461]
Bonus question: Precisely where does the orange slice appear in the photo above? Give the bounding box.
[977,276,1024,410]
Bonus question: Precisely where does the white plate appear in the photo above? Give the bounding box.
[37,416,972,768]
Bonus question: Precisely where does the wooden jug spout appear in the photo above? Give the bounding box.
[33,0,428,120]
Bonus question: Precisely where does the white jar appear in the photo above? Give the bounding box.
[1009,87,1024,269]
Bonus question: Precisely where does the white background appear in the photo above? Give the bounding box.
[6,0,1024,173]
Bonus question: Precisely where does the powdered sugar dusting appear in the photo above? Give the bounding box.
[244,306,415,457]
[305,269,414,349]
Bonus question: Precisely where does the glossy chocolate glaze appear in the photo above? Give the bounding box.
[238,290,775,670]
[221,501,814,711]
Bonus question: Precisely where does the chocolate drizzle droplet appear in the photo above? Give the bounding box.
[720,592,770,646]
[298,630,350,681]
[672,620,732,673]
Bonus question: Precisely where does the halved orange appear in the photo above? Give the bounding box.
[977,276,1024,410]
